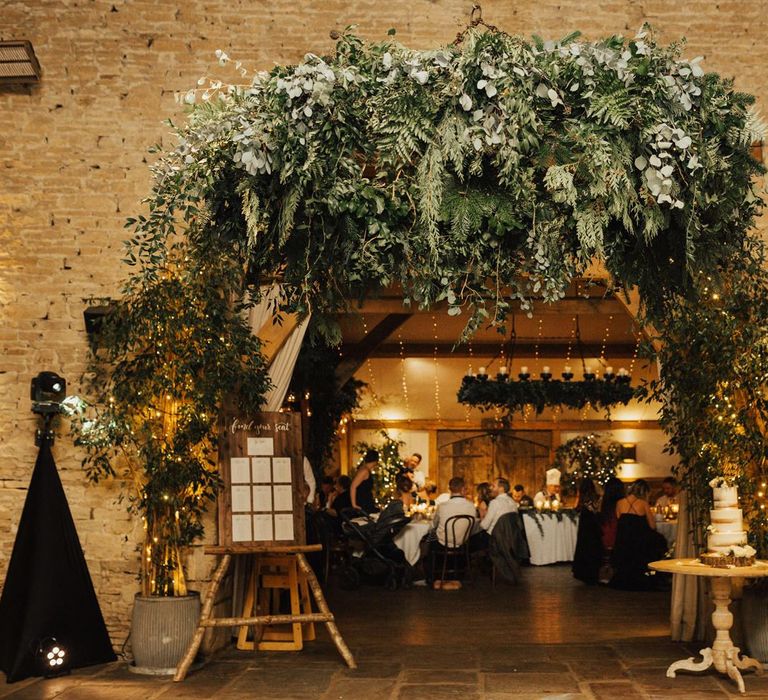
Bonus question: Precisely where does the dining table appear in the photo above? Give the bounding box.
[393,519,431,566]
[521,509,579,566]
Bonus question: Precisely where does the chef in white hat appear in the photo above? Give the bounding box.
[533,468,562,507]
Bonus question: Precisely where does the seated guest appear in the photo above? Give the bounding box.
[610,479,668,590]
[655,476,679,509]
[429,476,477,589]
[512,484,533,508]
[316,476,335,509]
[350,449,380,515]
[378,474,413,522]
[534,468,562,506]
[327,474,352,513]
[475,481,492,520]
[471,478,518,550]
[424,482,438,505]
[572,478,602,585]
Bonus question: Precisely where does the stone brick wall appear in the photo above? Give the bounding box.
[1,0,765,648]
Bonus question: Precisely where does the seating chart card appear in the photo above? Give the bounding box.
[218,412,305,547]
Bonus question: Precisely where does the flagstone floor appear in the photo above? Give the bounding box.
[2,565,767,699]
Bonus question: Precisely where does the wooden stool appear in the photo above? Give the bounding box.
[236,554,316,651]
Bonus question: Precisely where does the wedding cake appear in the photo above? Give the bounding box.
[700,480,756,568]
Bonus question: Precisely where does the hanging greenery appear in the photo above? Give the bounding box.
[551,433,624,494]
[457,375,635,415]
[147,23,764,342]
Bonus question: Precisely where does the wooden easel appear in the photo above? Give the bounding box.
[173,544,356,682]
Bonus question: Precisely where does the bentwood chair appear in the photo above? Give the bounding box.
[432,514,475,584]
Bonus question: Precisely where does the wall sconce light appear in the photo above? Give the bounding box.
[621,443,637,463]
[0,40,41,85]
[83,304,113,342]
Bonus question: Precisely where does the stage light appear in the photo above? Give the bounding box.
[36,637,69,677]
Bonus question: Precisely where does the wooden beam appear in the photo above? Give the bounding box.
[349,341,639,359]
[346,297,626,316]
[349,418,660,431]
[615,287,663,353]
[335,313,411,385]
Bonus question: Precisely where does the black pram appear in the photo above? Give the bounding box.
[339,507,414,590]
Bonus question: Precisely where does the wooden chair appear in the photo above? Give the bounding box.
[431,514,474,583]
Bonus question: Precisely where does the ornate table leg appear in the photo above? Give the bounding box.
[667,647,714,678]
[709,577,760,694]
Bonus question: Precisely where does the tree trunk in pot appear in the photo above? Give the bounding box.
[742,585,768,664]
[130,592,200,675]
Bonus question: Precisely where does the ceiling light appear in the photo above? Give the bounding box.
[0,40,41,85]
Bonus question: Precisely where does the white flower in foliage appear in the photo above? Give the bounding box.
[459,93,473,111]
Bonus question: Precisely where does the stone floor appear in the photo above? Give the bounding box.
[2,565,768,699]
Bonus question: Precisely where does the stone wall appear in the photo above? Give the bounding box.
[1,0,765,648]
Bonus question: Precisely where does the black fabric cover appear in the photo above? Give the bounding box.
[489,512,530,584]
[0,442,116,682]
[572,507,603,585]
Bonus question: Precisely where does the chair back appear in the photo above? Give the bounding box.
[443,514,474,549]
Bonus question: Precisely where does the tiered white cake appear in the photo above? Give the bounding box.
[702,484,755,567]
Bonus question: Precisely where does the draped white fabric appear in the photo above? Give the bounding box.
[669,489,709,641]
[246,287,311,412]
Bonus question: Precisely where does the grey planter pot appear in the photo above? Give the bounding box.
[130,591,200,675]
[742,585,768,664]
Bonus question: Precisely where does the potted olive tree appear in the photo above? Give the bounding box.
[72,242,270,674]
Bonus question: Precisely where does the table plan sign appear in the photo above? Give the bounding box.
[218,412,305,547]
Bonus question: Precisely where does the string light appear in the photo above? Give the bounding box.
[599,315,613,367]
[432,315,441,421]
[465,340,474,424]
[533,317,544,374]
[397,332,411,422]
[361,315,381,417]
[629,324,641,376]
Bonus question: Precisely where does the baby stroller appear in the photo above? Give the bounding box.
[339,508,414,591]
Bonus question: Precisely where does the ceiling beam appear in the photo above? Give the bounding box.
[335,313,411,386]
[344,341,639,359]
[350,418,659,431]
[344,297,626,316]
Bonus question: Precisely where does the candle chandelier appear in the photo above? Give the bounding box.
[457,316,637,416]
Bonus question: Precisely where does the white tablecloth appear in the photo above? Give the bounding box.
[657,520,678,549]
[393,521,431,566]
[522,511,579,566]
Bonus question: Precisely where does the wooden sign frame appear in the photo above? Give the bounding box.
[217,411,305,548]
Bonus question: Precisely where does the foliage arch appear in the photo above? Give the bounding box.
[77,23,768,594]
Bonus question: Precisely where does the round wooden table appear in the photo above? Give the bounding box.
[650,558,768,694]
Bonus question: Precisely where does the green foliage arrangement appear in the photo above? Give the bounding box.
[70,249,271,596]
[156,24,763,341]
[457,376,635,415]
[646,246,768,555]
[550,433,624,494]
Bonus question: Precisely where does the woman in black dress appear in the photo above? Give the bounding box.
[350,449,380,515]
[572,478,603,585]
[610,479,668,590]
